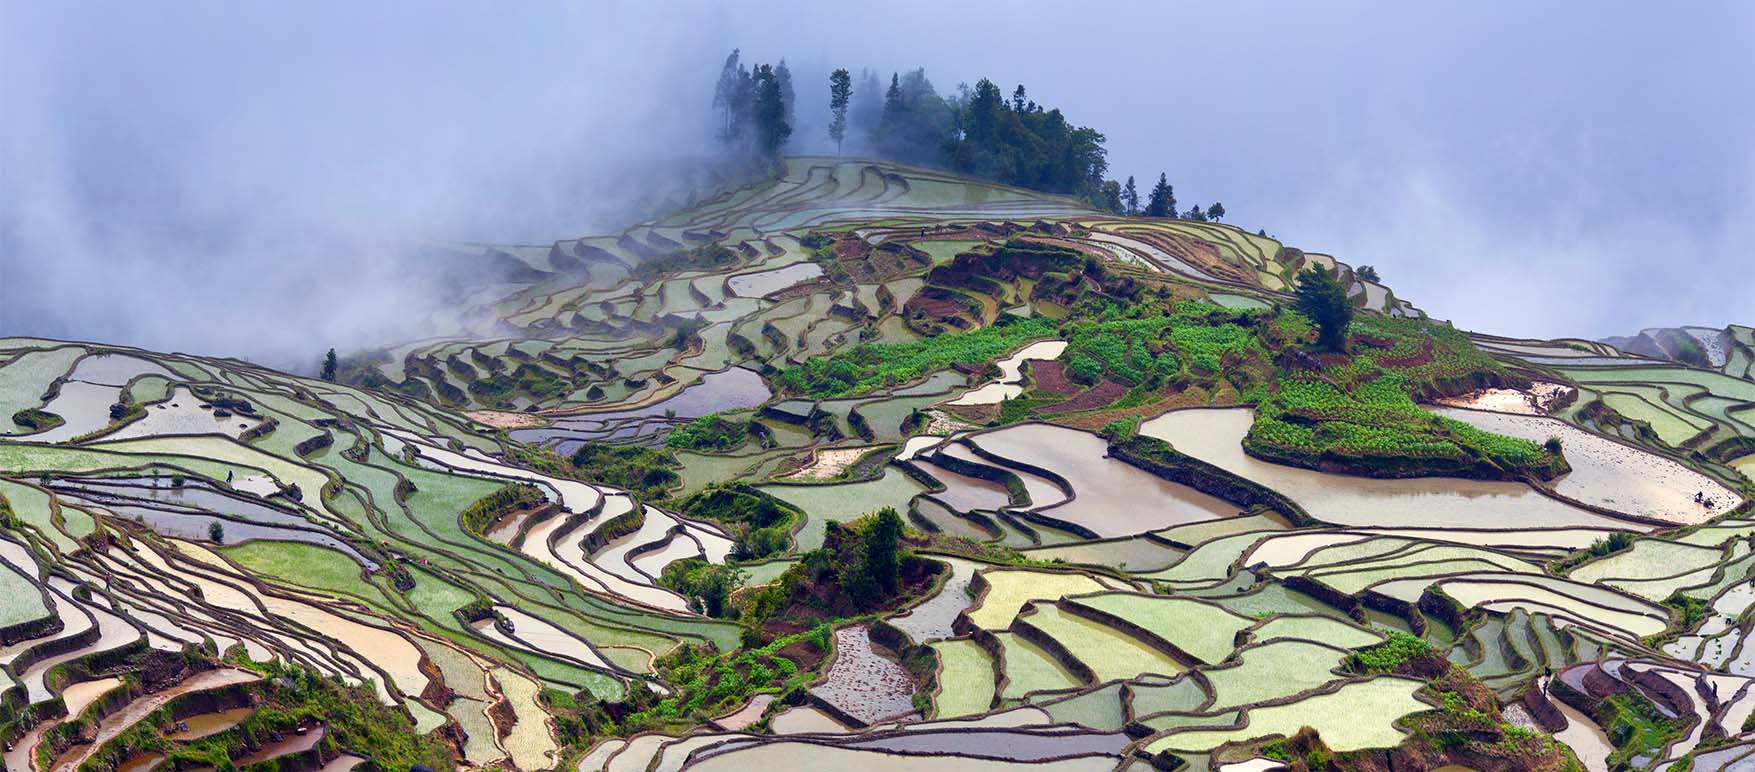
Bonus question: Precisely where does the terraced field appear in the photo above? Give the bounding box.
[4,158,1753,771]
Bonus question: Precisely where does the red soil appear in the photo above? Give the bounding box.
[1026,361,1081,396]
[1041,379,1129,413]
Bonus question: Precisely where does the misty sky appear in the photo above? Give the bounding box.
[3,2,1752,367]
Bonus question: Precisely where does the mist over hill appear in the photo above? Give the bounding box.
[4,2,1751,367]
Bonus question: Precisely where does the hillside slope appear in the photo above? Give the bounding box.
[0,159,1751,772]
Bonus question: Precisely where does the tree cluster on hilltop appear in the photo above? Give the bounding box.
[712,50,795,163]
[709,50,1230,219]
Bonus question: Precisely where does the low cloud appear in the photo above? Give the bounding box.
[0,4,732,370]
[1279,164,1755,339]
[4,2,1751,367]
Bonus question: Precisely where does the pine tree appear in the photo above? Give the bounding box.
[863,507,903,595]
[852,68,884,136]
[1186,204,1207,222]
[751,64,791,159]
[828,69,851,155]
[1208,202,1226,222]
[729,63,755,144]
[321,348,338,381]
[712,49,743,141]
[1144,173,1175,217]
[1100,180,1123,214]
[775,59,796,129]
[1122,175,1139,215]
[1011,84,1027,112]
[1295,266,1353,352]
[881,73,902,125]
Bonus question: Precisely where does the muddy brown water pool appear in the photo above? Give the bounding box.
[913,458,1012,513]
[1137,408,1636,535]
[969,423,1237,537]
[171,706,255,740]
[848,728,1132,761]
[233,725,326,766]
[114,752,166,772]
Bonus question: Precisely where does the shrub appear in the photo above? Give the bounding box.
[458,483,546,535]
[10,408,64,432]
[568,443,679,502]
[674,483,801,559]
[1349,630,1433,672]
[666,413,750,452]
[774,315,1058,398]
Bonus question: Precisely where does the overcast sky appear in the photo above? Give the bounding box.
[3,2,1751,366]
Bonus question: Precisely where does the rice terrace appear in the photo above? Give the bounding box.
[4,10,1755,772]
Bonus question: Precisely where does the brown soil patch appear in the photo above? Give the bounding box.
[1435,381,1573,415]
[1026,361,1080,396]
[465,410,547,429]
[784,447,872,481]
[1051,386,1220,431]
[1040,379,1129,413]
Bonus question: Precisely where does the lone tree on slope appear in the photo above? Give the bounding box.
[828,68,851,155]
[321,348,338,381]
[1144,173,1176,217]
[864,506,904,595]
[1101,180,1123,214]
[1295,266,1353,352]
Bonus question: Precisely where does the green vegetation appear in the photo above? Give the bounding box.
[673,482,800,559]
[2,139,1740,772]
[459,483,546,534]
[659,561,748,617]
[467,363,569,406]
[1600,691,1689,769]
[1663,591,1712,630]
[1556,531,1636,571]
[1058,298,1267,389]
[224,541,369,599]
[1295,265,1352,352]
[1144,173,1176,217]
[828,68,851,154]
[1348,630,1434,672]
[568,442,679,502]
[739,507,923,643]
[630,243,740,281]
[665,413,751,452]
[1245,316,1566,480]
[711,51,792,162]
[199,660,455,771]
[10,408,63,432]
[776,314,1057,397]
[607,625,829,734]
